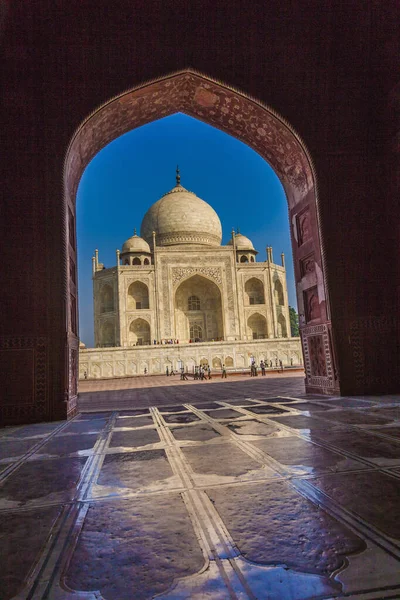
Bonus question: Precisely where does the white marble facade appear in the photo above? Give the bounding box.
[82,173,302,377]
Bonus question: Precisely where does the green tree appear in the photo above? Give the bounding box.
[289,306,299,337]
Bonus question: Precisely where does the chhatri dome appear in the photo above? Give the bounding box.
[227,232,255,250]
[122,230,151,254]
[140,167,222,247]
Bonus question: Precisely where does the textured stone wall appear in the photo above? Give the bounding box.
[1,2,399,423]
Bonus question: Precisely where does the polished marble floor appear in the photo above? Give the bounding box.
[2,378,400,599]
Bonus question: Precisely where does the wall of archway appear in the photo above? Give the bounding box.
[1,4,398,426]
[64,70,335,404]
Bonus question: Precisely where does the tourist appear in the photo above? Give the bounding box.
[279,359,283,372]
[222,364,227,378]
[166,366,169,376]
[170,367,175,376]
[84,371,88,379]
[270,360,272,368]
[208,366,211,379]
[260,360,266,376]
[144,367,147,375]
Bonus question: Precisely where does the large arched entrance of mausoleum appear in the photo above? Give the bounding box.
[174,275,223,342]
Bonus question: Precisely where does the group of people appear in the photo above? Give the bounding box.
[193,365,212,380]
[156,339,179,345]
[165,364,229,380]
[250,358,285,376]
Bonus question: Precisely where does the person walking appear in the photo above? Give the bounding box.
[207,366,212,380]
[222,364,227,378]
[166,366,169,377]
[279,360,283,372]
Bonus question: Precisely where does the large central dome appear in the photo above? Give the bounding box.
[140,172,222,247]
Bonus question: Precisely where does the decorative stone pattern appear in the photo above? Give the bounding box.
[300,254,315,277]
[301,323,334,391]
[66,72,314,206]
[0,337,48,425]
[172,267,223,287]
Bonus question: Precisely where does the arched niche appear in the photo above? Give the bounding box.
[129,318,150,346]
[247,313,268,340]
[175,274,223,342]
[65,69,335,400]
[212,357,222,369]
[100,284,114,313]
[245,278,265,305]
[277,314,288,337]
[274,279,284,306]
[127,281,149,310]
[101,321,115,347]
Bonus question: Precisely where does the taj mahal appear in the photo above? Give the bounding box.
[79,169,302,378]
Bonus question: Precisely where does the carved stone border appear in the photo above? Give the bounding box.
[301,323,334,389]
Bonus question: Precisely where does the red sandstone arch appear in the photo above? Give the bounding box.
[64,69,337,412]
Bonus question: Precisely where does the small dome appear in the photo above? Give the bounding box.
[227,233,255,250]
[140,170,222,247]
[122,234,151,254]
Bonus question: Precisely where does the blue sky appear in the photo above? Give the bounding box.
[77,113,296,347]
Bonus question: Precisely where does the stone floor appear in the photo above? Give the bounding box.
[2,374,400,599]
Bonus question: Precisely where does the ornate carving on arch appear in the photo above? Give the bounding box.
[243,274,264,284]
[246,308,267,318]
[66,71,314,205]
[301,323,334,390]
[128,314,151,327]
[126,277,150,287]
[172,267,223,287]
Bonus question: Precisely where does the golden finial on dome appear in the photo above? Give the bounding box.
[176,165,181,186]
[133,228,137,236]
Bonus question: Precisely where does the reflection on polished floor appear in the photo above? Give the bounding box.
[2,377,400,599]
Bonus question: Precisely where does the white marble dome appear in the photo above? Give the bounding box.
[227,233,255,250]
[122,233,151,254]
[140,182,222,247]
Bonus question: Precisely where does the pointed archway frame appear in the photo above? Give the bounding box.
[64,69,338,414]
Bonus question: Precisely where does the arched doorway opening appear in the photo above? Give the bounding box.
[127,281,150,310]
[174,274,223,342]
[244,278,265,306]
[99,284,114,313]
[247,313,268,340]
[65,69,336,409]
[129,318,151,346]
